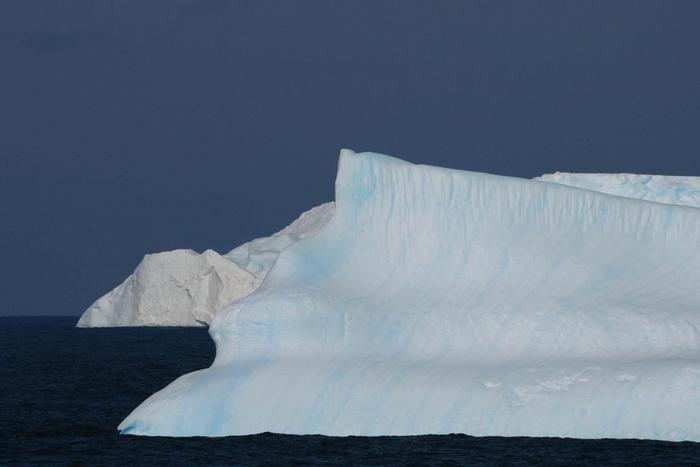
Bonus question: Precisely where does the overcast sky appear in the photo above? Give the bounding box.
[2,1,699,316]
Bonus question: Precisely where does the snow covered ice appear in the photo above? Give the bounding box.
[76,249,257,327]
[77,203,334,327]
[118,150,700,441]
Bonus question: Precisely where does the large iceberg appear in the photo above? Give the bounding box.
[120,150,700,441]
[77,203,335,327]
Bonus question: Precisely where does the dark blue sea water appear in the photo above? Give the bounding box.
[2,317,700,466]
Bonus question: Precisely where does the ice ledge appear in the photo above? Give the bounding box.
[536,172,700,208]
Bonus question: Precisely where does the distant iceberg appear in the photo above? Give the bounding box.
[119,150,700,441]
[77,203,335,327]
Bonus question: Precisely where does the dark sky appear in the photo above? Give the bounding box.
[2,1,699,316]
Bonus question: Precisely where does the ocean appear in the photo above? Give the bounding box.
[2,316,699,466]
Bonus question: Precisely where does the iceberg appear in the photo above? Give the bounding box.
[119,150,700,441]
[77,203,335,327]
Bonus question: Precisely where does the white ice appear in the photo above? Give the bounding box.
[118,150,700,441]
[76,203,334,327]
[537,172,700,208]
[78,169,700,328]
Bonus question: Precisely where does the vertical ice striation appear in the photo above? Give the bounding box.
[119,150,700,440]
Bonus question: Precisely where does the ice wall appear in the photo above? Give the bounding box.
[120,151,700,440]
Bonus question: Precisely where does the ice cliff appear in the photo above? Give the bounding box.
[119,150,700,441]
[76,203,335,327]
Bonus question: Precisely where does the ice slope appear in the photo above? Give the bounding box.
[120,150,700,441]
[77,203,334,327]
[537,172,700,208]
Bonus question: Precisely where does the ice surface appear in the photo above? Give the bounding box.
[77,249,255,327]
[77,203,334,327]
[536,172,700,208]
[119,150,700,441]
[224,202,335,279]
